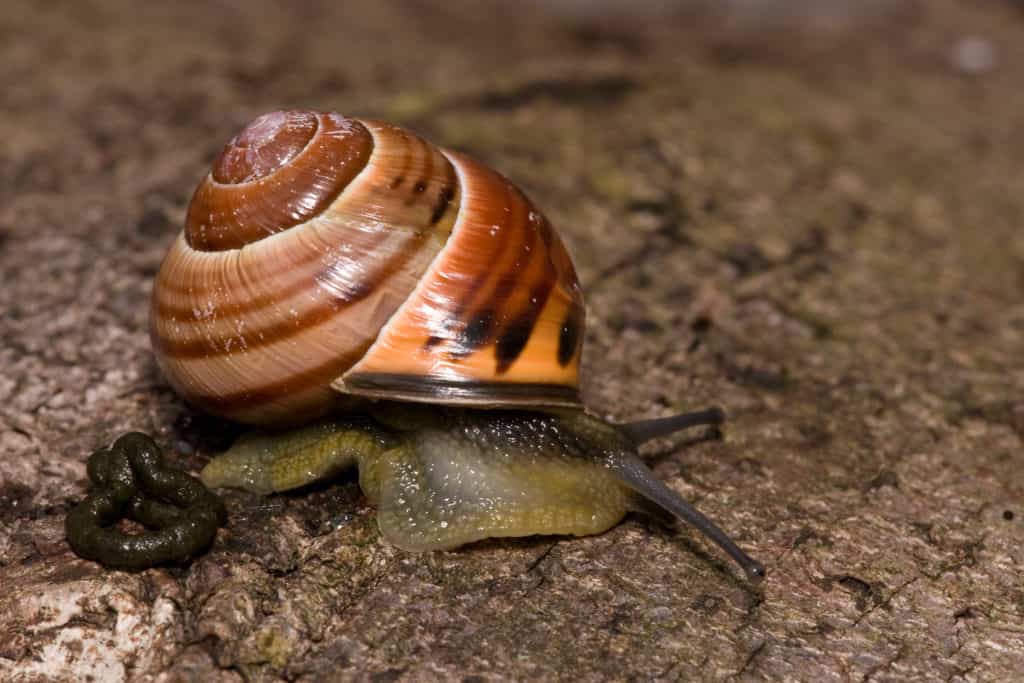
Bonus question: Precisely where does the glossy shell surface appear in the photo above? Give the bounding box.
[151,111,584,424]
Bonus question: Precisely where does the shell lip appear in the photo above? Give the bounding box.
[336,373,583,409]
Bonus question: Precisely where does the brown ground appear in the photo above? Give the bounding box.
[1,0,1023,680]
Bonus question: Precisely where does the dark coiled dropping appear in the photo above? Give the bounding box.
[65,432,226,570]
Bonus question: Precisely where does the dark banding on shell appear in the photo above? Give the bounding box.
[180,346,370,423]
[152,231,431,359]
[437,187,559,375]
[341,373,581,408]
[494,278,553,374]
[424,170,550,368]
[185,112,373,252]
[152,116,462,423]
[557,301,585,367]
[152,112,583,424]
[433,175,524,355]
[429,184,457,225]
[340,150,584,403]
[493,212,559,373]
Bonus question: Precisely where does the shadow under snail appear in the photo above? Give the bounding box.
[114,110,763,580]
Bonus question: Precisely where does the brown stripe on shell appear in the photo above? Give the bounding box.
[557,300,585,366]
[415,162,475,352]
[446,308,496,360]
[152,112,585,421]
[491,209,557,373]
[154,119,463,359]
[151,116,471,423]
[341,150,583,407]
[185,112,373,252]
[446,199,543,364]
[430,186,456,225]
[421,188,520,352]
[494,280,554,374]
[429,163,458,225]
[388,129,412,190]
[153,231,430,359]
[405,136,433,205]
[445,192,533,360]
[425,175,522,356]
[153,217,425,320]
[340,121,462,235]
[178,346,370,421]
[155,234,339,305]
[444,186,557,374]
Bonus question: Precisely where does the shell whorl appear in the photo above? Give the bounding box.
[185,111,373,251]
[151,110,584,424]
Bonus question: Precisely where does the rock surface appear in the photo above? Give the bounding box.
[1,0,1022,680]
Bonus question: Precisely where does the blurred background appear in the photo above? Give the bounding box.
[4,0,1020,419]
[2,1,1023,681]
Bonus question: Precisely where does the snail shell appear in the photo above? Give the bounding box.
[151,111,585,424]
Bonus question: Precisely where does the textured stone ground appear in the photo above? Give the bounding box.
[1,0,1023,680]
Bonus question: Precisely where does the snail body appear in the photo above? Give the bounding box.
[147,111,763,580]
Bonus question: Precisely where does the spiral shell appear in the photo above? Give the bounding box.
[151,111,585,424]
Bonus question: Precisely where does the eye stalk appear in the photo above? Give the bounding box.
[619,406,726,445]
[614,406,765,582]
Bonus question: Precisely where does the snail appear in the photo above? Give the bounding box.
[146,110,764,581]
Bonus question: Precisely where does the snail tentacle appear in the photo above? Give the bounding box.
[607,449,765,582]
[618,406,725,445]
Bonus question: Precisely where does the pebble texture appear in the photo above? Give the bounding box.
[1,0,1023,680]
